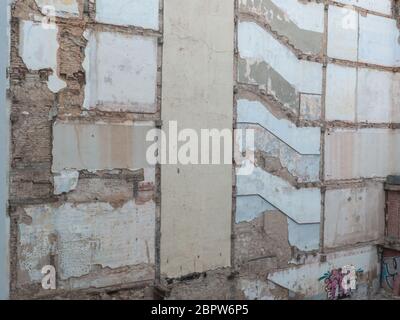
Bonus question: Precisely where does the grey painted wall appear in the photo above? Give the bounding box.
[0,0,10,300]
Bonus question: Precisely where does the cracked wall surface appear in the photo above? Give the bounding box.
[7,0,161,299]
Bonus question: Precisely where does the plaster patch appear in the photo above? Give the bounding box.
[19,20,66,93]
[83,30,158,113]
[53,170,79,195]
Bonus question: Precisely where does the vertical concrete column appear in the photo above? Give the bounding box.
[161,0,234,277]
[0,0,10,300]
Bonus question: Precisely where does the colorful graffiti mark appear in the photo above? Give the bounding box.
[382,256,400,290]
[319,266,364,300]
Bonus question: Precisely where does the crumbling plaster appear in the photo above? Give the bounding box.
[4,0,400,300]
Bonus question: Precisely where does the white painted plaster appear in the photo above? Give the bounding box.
[83,30,158,113]
[19,20,66,93]
[326,64,357,121]
[328,5,358,61]
[96,0,159,30]
[19,200,155,281]
[358,14,400,67]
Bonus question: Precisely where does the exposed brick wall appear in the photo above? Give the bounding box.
[8,0,161,299]
[2,0,400,300]
[387,190,400,240]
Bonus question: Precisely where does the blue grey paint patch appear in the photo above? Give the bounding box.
[236,195,275,223]
[0,0,10,300]
[287,219,320,251]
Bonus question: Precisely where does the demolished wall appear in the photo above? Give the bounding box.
[8,0,161,298]
[2,0,400,300]
[234,0,400,299]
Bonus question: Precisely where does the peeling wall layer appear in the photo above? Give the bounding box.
[161,0,234,278]
[17,199,155,290]
[19,20,66,93]
[0,0,10,300]
[95,0,159,30]
[9,0,161,298]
